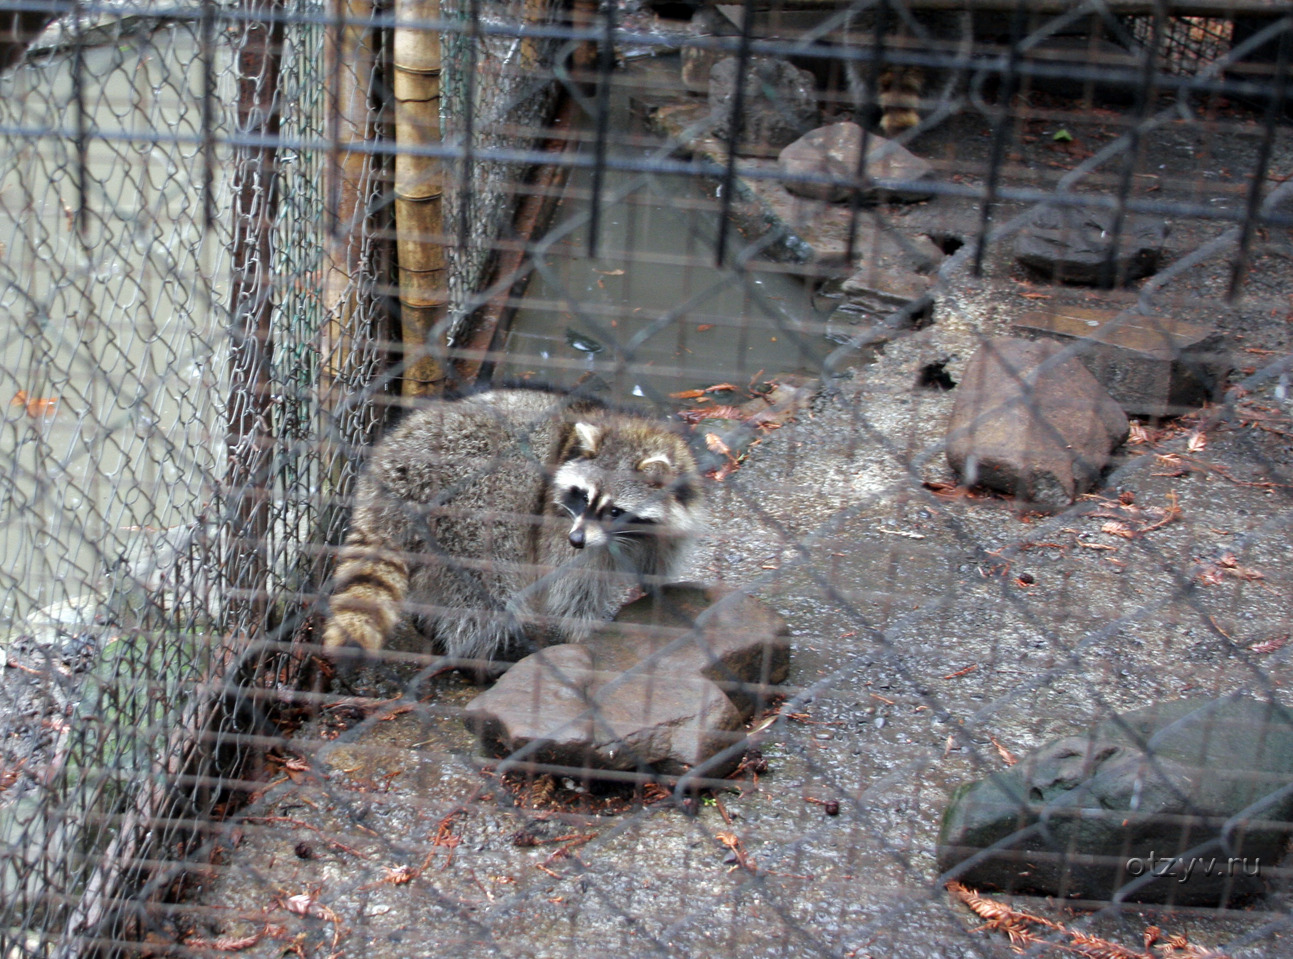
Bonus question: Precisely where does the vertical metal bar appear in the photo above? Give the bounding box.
[201,0,217,231]
[715,0,755,268]
[1229,15,1290,300]
[587,0,616,258]
[971,0,1025,277]
[458,0,480,342]
[1098,0,1162,288]
[326,0,344,238]
[71,0,87,236]
[844,0,887,267]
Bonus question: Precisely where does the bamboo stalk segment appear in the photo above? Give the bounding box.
[393,0,447,396]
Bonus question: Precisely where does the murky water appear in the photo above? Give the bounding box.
[0,27,231,625]
[0,37,829,626]
[495,89,830,403]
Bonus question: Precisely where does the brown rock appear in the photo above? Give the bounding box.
[463,585,790,777]
[1013,307,1229,419]
[946,338,1130,511]
[778,123,934,204]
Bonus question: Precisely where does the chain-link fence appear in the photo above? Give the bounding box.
[1,0,1291,955]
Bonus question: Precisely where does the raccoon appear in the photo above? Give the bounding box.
[842,7,973,137]
[322,388,704,666]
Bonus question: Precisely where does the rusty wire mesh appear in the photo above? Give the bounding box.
[1,0,1292,956]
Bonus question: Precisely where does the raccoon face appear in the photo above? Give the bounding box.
[553,472,667,551]
[550,421,700,553]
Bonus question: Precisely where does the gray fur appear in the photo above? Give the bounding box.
[323,389,703,664]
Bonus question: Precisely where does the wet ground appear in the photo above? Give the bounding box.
[181,63,1293,959]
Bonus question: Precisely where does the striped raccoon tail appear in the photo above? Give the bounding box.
[876,65,924,137]
[322,533,409,654]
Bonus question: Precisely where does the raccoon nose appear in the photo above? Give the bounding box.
[569,526,586,549]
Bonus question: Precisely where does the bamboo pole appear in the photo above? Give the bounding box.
[393,0,447,397]
[321,0,379,404]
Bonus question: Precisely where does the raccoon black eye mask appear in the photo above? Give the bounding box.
[322,389,704,665]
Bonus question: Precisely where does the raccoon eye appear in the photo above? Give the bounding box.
[562,487,589,516]
[608,507,625,520]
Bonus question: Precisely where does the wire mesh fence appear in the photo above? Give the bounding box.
[1,0,1291,956]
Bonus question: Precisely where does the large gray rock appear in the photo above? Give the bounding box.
[938,697,1293,905]
[946,338,1129,511]
[778,123,935,204]
[709,56,819,154]
[464,585,790,777]
[1015,204,1169,286]
[1012,306,1230,419]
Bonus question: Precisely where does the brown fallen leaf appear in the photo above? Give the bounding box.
[705,432,735,460]
[182,934,261,951]
[989,735,1018,766]
[1249,635,1288,654]
[280,892,338,923]
[670,382,741,400]
[947,882,1233,959]
[1196,552,1264,586]
[10,390,59,419]
[715,831,755,872]
[677,405,744,424]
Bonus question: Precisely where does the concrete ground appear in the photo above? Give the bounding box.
[181,73,1293,959]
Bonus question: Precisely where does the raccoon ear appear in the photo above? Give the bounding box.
[637,453,675,486]
[572,422,602,457]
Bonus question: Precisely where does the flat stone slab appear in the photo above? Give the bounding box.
[1013,306,1229,419]
[946,337,1129,511]
[464,584,790,778]
[823,230,944,343]
[938,696,1293,905]
[1015,204,1169,286]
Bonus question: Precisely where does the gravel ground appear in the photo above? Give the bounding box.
[178,69,1293,959]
